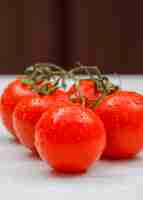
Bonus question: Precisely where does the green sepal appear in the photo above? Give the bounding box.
[21,79,35,85]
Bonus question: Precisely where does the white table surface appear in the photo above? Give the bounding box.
[0,75,143,200]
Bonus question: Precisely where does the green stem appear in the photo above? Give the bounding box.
[21,62,68,95]
[68,64,119,107]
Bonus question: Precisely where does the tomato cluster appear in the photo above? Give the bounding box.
[1,63,143,173]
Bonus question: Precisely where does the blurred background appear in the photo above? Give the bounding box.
[0,0,143,74]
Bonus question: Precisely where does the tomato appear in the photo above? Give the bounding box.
[0,96,1,118]
[1,80,38,138]
[95,91,143,159]
[35,105,106,173]
[13,90,70,152]
[67,80,101,104]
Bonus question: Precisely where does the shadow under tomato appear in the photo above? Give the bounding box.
[11,137,21,145]
[24,149,40,160]
[101,153,143,165]
[48,168,86,178]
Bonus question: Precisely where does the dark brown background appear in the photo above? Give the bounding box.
[0,0,143,74]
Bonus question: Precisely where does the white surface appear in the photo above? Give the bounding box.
[0,75,143,200]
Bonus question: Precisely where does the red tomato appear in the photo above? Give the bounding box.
[1,80,38,138]
[46,89,69,103]
[0,96,1,118]
[67,80,101,104]
[95,91,143,159]
[35,105,106,173]
[13,90,70,152]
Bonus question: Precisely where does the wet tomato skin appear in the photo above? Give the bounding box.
[95,91,143,159]
[0,96,1,117]
[67,80,101,103]
[13,90,70,151]
[1,79,38,137]
[35,105,106,173]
